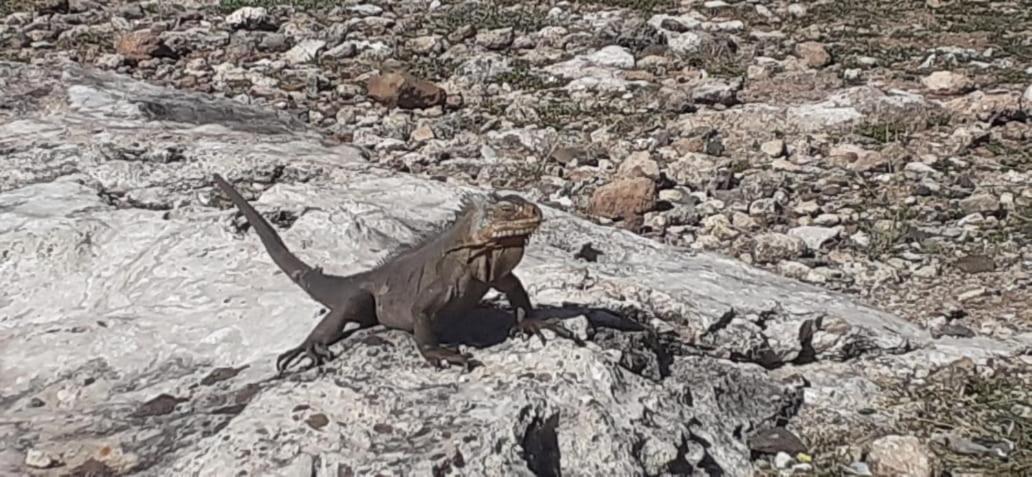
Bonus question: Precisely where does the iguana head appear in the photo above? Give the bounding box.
[466,193,543,245]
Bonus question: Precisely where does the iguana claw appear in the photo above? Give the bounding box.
[510,317,585,347]
[420,346,482,372]
[276,341,335,375]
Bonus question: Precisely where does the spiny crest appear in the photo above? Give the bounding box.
[373,190,489,266]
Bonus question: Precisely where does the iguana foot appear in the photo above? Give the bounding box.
[419,346,482,371]
[510,318,585,347]
[276,341,334,375]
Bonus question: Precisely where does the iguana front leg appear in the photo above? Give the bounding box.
[413,311,482,371]
[494,273,585,346]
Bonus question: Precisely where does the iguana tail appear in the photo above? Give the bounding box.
[213,173,316,287]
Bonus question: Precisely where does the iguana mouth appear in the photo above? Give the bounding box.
[489,219,541,239]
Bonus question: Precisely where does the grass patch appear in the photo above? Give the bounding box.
[892,360,1032,475]
[493,59,564,90]
[684,38,752,78]
[850,110,951,145]
[854,202,919,258]
[531,100,593,130]
[427,2,551,35]
[981,139,1032,172]
[569,0,678,14]
[607,110,675,136]
[787,0,1031,76]
[483,92,657,134]
[852,119,916,144]
[0,0,28,15]
[404,56,461,83]
[217,0,345,11]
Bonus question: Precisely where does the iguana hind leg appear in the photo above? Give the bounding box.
[276,340,335,374]
[276,291,377,375]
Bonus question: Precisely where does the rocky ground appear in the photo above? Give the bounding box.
[1,0,1031,475]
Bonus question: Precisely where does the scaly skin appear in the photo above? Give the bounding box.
[212,174,581,375]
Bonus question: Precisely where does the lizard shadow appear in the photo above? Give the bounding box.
[434,302,649,349]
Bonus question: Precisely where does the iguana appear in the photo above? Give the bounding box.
[211,174,581,374]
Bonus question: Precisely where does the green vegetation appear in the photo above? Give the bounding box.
[860,205,919,258]
[493,60,563,91]
[406,56,461,83]
[898,362,1032,475]
[852,119,916,145]
[0,0,33,15]
[850,110,952,145]
[427,2,551,34]
[684,39,752,78]
[789,0,1031,85]
[569,0,677,14]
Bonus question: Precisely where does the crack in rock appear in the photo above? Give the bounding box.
[519,409,562,477]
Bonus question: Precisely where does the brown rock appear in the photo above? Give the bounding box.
[445,92,464,110]
[306,413,329,430]
[795,41,831,68]
[588,177,657,228]
[943,90,1022,121]
[115,29,176,61]
[672,137,707,155]
[366,72,447,110]
[410,124,435,142]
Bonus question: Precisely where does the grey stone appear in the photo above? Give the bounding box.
[283,39,326,64]
[959,192,999,215]
[843,462,873,476]
[585,45,635,69]
[788,225,842,251]
[753,233,807,263]
[23,449,58,469]
[866,435,934,477]
[787,4,807,17]
[774,451,794,468]
[349,4,383,16]
[475,27,514,50]
[692,78,740,106]
[224,7,271,30]
[760,139,785,158]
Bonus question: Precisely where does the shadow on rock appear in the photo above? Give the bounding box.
[434,302,649,349]
[435,302,671,381]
